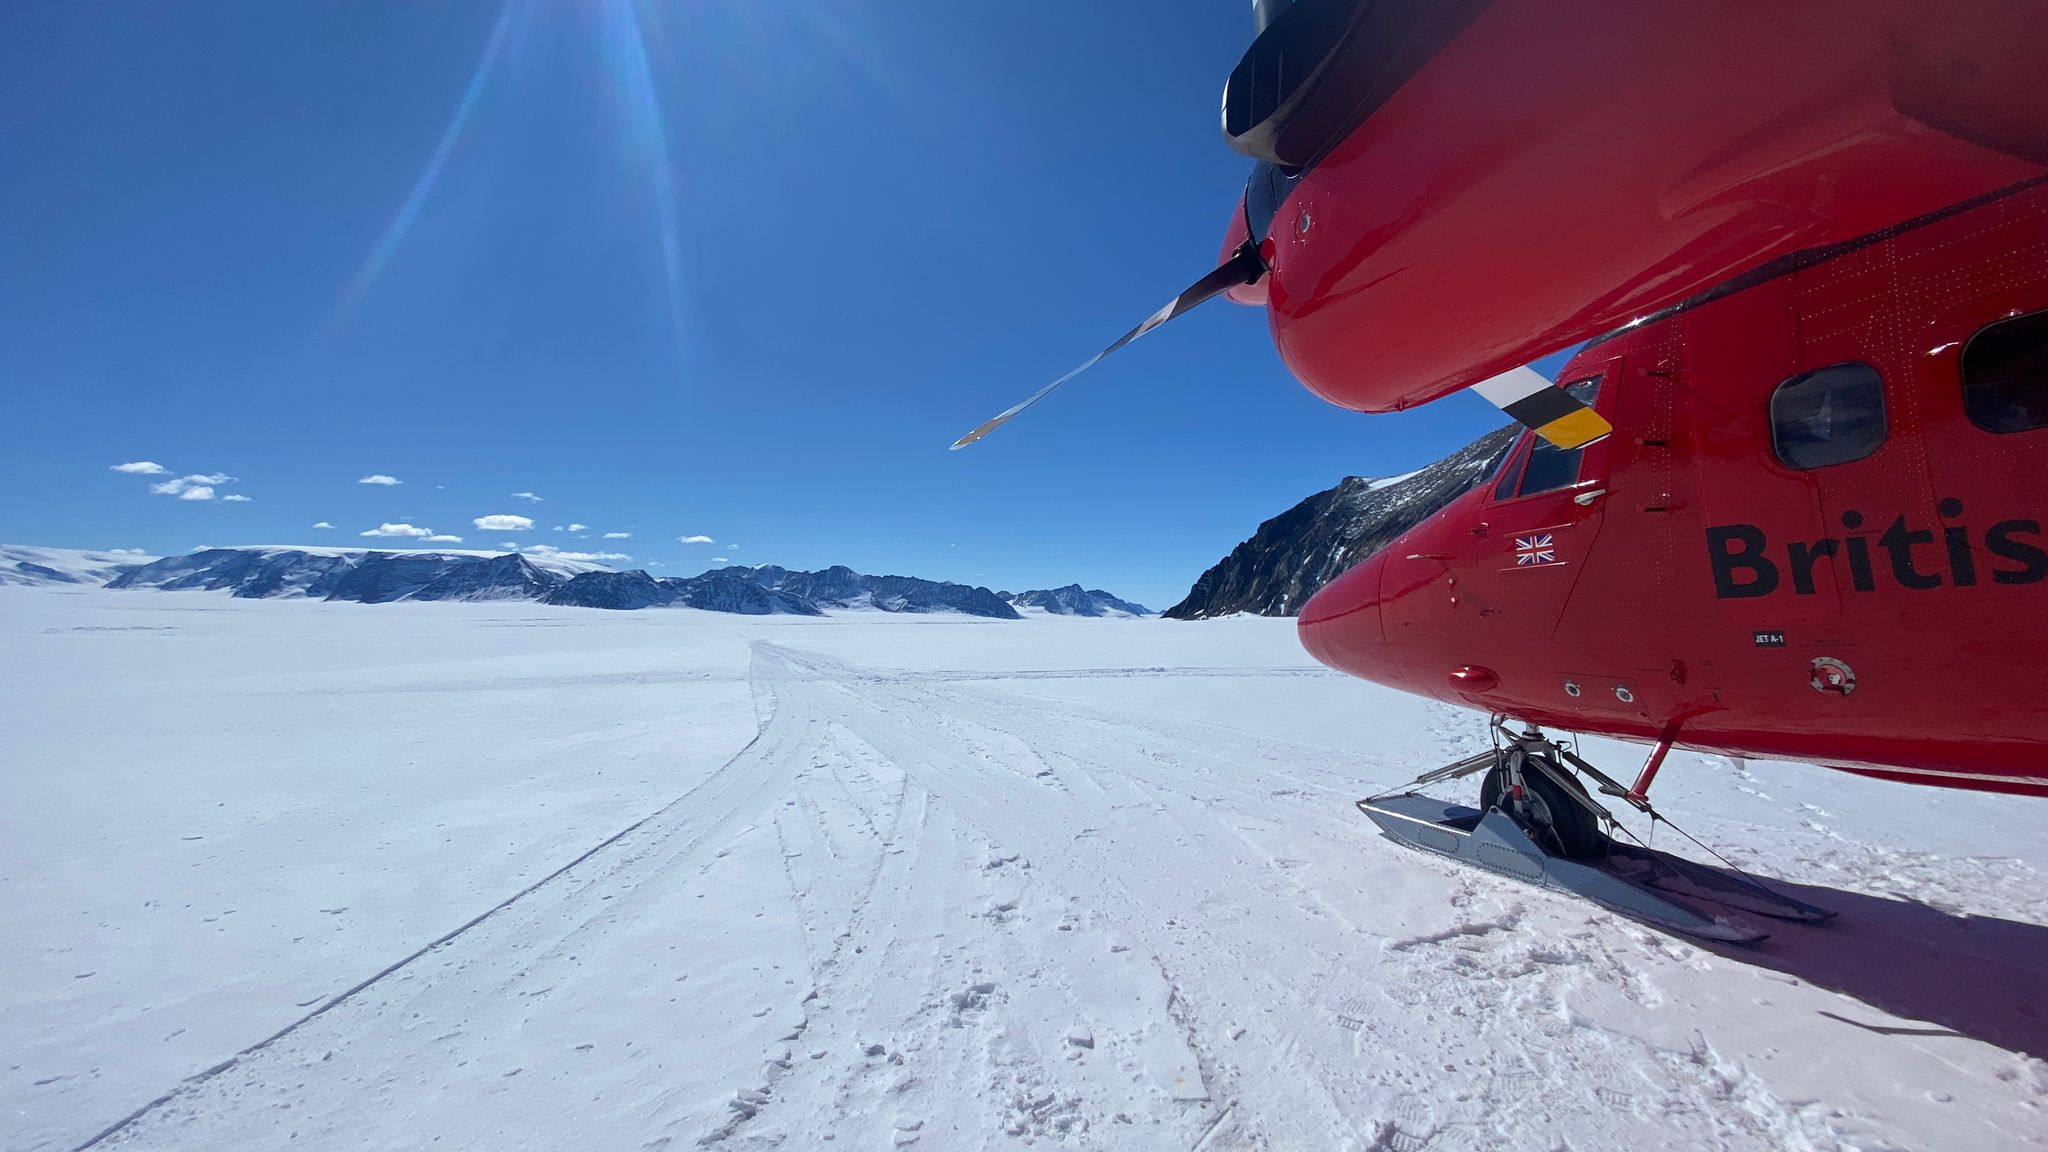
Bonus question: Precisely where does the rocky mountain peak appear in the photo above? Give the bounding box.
[1164,425,1518,619]
[1010,584,1153,617]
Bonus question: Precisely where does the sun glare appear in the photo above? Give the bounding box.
[599,0,691,372]
[336,0,693,374]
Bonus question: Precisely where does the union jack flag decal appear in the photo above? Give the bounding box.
[1515,533,1558,566]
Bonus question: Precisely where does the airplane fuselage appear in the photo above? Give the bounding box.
[1298,179,2048,797]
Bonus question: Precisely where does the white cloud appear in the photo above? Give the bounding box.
[727,544,739,550]
[150,472,236,498]
[220,494,252,503]
[111,461,168,474]
[358,474,402,486]
[712,556,729,563]
[602,531,631,539]
[522,544,631,563]
[106,547,150,556]
[679,534,715,544]
[425,534,464,543]
[510,491,543,503]
[361,523,433,538]
[312,521,335,529]
[568,523,588,532]
[473,514,535,532]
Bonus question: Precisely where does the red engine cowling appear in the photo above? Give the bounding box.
[1245,0,2048,414]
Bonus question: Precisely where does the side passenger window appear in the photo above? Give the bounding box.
[1770,363,1887,470]
[1963,310,2048,434]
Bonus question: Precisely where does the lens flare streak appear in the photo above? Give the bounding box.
[341,0,522,308]
[335,0,690,372]
[600,0,690,370]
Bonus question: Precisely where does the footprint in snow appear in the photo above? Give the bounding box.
[1334,994,1373,1033]
[1379,1095,1437,1152]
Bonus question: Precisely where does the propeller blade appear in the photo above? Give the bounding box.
[1470,365,1613,449]
[950,244,1266,450]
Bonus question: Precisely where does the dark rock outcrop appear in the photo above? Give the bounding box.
[109,548,359,598]
[322,552,472,604]
[726,565,1019,619]
[110,548,580,603]
[542,568,824,614]
[1011,585,1152,617]
[770,565,870,606]
[1164,426,1518,619]
[411,554,566,602]
[869,575,1017,618]
[673,568,823,616]
[13,561,82,584]
[542,570,682,611]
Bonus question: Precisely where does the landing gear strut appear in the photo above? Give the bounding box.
[1357,721,1835,944]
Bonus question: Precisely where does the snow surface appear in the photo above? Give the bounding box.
[4,585,2046,1151]
[1010,604,1146,621]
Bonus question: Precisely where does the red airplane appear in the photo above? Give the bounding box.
[955,0,2048,940]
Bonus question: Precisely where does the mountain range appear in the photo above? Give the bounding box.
[6,545,1148,621]
[17,420,1507,625]
[1004,585,1151,618]
[104,547,599,603]
[1164,425,1518,619]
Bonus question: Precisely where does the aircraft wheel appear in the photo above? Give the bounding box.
[1481,760,1605,859]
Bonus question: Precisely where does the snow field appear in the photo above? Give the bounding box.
[3,587,2046,1150]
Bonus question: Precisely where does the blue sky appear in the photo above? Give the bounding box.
[1,1,1539,611]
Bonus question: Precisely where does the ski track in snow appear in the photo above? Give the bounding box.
[4,597,2047,1151]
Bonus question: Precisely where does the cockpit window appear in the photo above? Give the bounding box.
[1512,376,1602,497]
[1480,436,1516,482]
[1491,440,1527,500]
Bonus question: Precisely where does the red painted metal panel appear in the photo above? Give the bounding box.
[1259,0,2048,414]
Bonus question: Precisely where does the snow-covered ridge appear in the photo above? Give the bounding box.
[0,544,160,588]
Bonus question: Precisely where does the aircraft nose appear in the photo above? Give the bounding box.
[1297,550,1394,682]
